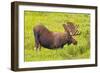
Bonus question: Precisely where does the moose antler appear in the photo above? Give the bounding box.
[63,22,80,36]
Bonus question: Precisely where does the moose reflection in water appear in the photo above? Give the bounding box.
[33,22,79,51]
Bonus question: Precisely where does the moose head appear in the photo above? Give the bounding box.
[62,23,78,45]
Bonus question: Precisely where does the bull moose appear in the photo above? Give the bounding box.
[33,22,79,51]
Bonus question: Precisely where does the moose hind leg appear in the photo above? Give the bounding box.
[34,30,40,51]
[34,41,40,51]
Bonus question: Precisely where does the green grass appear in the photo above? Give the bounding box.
[24,11,90,62]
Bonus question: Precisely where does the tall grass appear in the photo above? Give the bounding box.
[24,11,90,62]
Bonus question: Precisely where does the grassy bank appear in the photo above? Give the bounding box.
[24,11,90,62]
